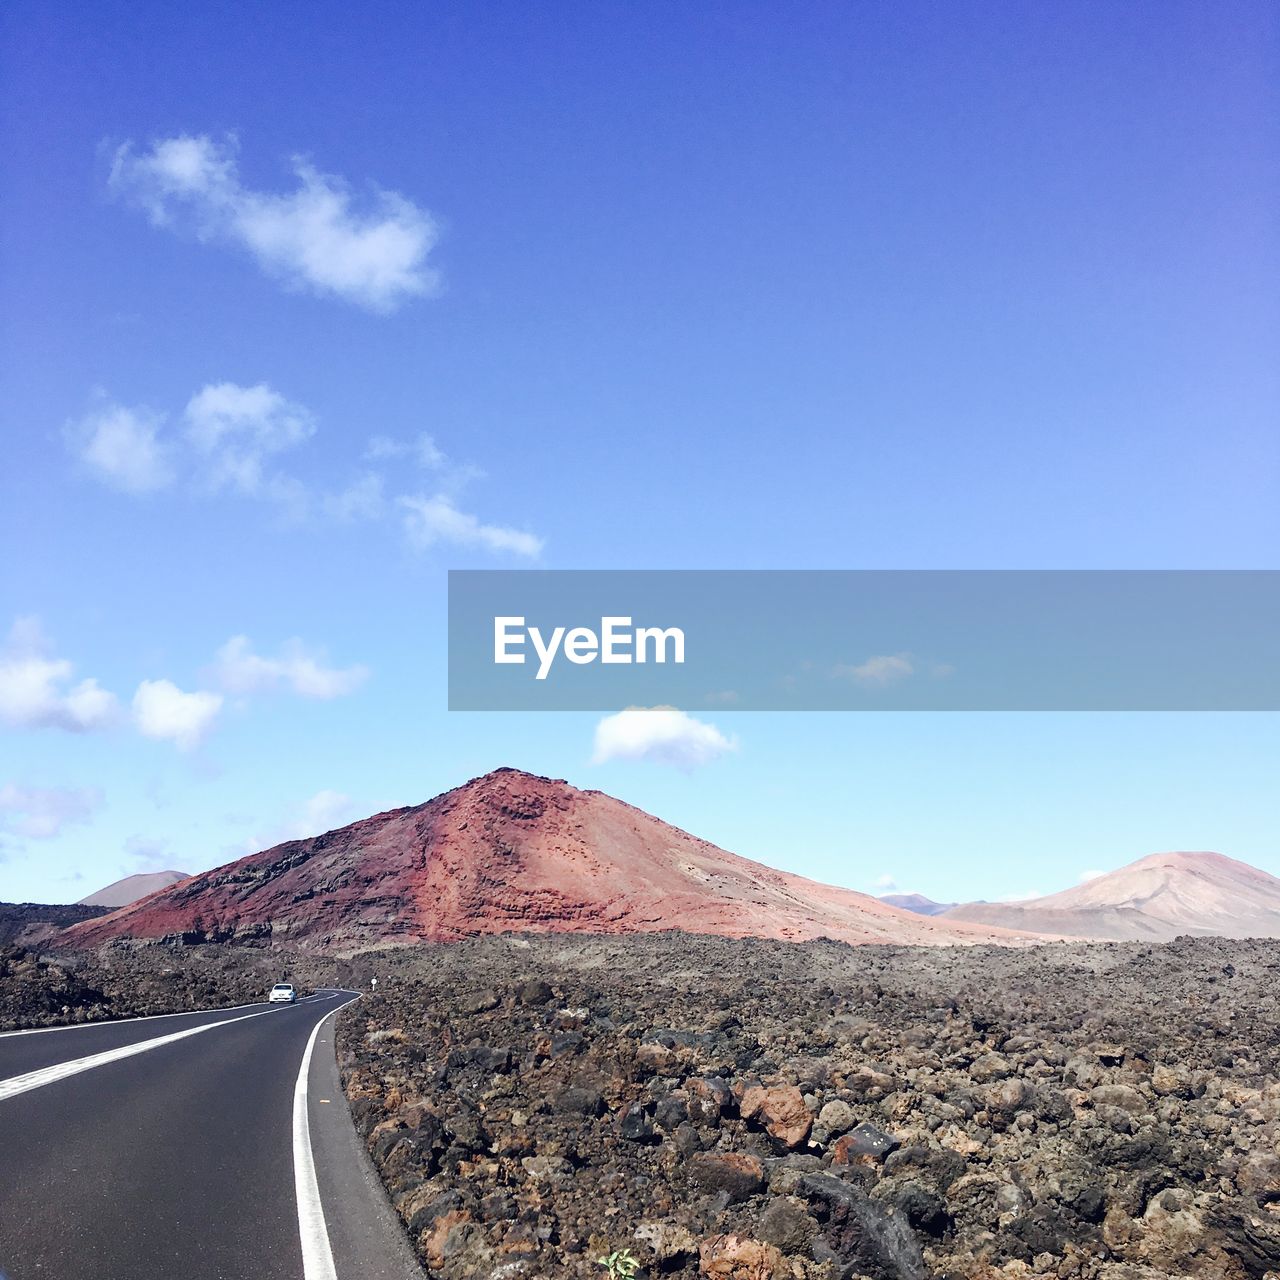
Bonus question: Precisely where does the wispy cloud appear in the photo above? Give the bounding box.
[400,494,543,558]
[1078,868,1108,883]
[65,386,542,558]
[289,789,355,840]
[323,472,386,522]
[108,134,439,311]
[124,834,181,871]
[65,401,174,494]
[365,433,446,469]
[0,783,104,840]
[237,788,358,854]
[183,382,315,498]
[0,618,119,733]
[211,636,368,700]
[874,873,898,890]
[132,679,223,751]
[834,653,915,687]
[65,384,312,511]
[591,707,737,770]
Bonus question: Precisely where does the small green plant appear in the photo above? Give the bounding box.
[598,1248,640,1280]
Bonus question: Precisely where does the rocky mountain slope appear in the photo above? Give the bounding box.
[943,851,1280,940]
[0,902,108,949]
[78,869,190,907]
[67,768,1029,951]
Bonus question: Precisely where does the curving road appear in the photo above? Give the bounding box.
[0,990,423,1280]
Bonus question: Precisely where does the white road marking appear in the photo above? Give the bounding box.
[0,991,326,1039]
[293,993,360,1280]
[0,1007,277,1102]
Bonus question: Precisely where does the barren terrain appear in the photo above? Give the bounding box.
[0,940,332,1030]
[339,932,1280,1280]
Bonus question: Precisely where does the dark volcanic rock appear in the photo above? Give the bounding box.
[0,939,331,1031]
[801,1172,927,1280]
[335,931,1280,1280]
[0,902,108,949]
[687,1152,766,1202]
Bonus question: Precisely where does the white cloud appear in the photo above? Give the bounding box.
[834,654,915,687]
[0,618,364,755]
[65,401,174,493]
[183,382,315,497]
[212,635,368,700]
[68,383,542,559]
[241,789,358,853]
[1078,868,1108,883]
[109,134,439,311]
[132,679,222,751]
[289,789,355,840]
[0,619,119,733]
[0,784,104,839]
[324,472,387,522]
[591,707,737,770]
[366,433,446,469]
[400,494,543,558]
[874,873,898,890]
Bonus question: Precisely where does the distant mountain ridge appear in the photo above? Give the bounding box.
[78,870,191,909]
[879,893,957,916]
[66,769,1030,952]
[942,851,1280,940]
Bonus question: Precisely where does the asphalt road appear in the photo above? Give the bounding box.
[0,990,423,1280]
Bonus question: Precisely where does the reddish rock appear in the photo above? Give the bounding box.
[422,1209,471,1270]
[831,1121,900,1165]
[699,1234,786,1280]
[740,1084,812,1149]
[637,1042,677,1073]
[688,1076,732,1124]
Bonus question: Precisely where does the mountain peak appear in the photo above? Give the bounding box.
[944,849,1280,941]
[77,870,191,909]
[68,772,1027,951]
[1127,850,1259,875]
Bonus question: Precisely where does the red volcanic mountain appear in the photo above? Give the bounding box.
[68,769,1024,951]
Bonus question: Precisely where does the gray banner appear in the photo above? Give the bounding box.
[448,570,1280,711]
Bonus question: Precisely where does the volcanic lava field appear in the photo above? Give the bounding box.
[5,927,1280,1279]
[333,932,1280,1280]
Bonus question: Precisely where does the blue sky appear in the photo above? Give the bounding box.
[1,1,1276,904]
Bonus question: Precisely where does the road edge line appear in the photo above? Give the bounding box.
[294,992,360,1280]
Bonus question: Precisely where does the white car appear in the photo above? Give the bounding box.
[268,983,298,1004]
